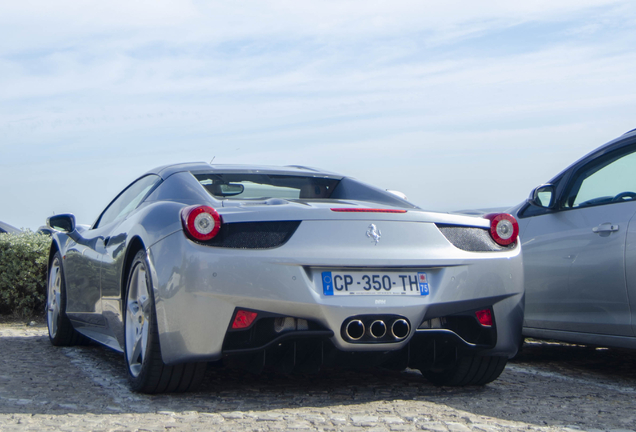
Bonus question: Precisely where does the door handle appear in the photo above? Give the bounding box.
[592,223,619,234]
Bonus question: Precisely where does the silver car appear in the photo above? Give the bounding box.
[46,163,523,393]
[511,128,636,348]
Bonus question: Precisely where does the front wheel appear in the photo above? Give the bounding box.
[124,250,206,393]
[47,251,84,346]
[422,355,507,386]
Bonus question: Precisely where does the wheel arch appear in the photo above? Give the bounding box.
[121,236,147,309]
[48,240,61,267]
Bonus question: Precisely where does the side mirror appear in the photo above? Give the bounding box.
[529,185,555,209]
[47,214,76,233]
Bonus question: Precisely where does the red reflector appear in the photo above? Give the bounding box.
[232,310,258,329]
[330,208,407,213]
[475,309,493,326]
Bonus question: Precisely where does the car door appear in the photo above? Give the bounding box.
[523,145,636,336]
[65,175,160,328]
[63,229,107,321]
[521,209,584,332]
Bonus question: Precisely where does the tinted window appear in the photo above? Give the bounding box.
[96,175,160,228]
[565,149,636,208]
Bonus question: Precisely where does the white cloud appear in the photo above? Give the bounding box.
[1,0,636,229]
[0,0,628,52]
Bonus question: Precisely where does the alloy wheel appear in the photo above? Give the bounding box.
[47,257,62,339]
[125,262,151,378]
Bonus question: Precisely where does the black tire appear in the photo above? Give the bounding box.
[46,251,85,346]
[124,250,206,394]
[422,355,507,386]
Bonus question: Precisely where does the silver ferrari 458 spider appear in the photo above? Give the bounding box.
[45,163,523,393]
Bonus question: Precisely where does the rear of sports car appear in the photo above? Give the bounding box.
[146,176,523,386]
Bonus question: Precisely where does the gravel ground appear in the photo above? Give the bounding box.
[1,322,635,432]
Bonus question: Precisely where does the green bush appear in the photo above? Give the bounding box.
[0,231,52,318]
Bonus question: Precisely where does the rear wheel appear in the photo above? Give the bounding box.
[422,355,507,386]
[47,252,84,346]
[124,250,206,393]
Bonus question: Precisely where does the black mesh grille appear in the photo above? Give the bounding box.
[436,225,515,252]
[205,221,301,249]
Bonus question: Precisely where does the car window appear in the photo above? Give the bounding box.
[565,149,636,209]
[95,175,161,228]
[194,173,340,200]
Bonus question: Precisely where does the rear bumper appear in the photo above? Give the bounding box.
[147,222,523,365]
[220,304,522,374]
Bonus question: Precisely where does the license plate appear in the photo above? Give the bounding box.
[322,271,429,296]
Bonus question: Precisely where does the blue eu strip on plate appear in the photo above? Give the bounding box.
[322,271,334,296]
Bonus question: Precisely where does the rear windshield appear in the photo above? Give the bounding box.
[194,173,340,200]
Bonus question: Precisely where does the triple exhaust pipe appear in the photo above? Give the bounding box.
[343,316,410,343]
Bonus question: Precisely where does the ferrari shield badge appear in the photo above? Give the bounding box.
[366,224,381,245]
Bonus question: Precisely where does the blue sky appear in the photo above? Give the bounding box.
[1,0,636,230]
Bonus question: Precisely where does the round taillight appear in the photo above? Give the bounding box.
[181,205,221,241]
[484,213,519,246]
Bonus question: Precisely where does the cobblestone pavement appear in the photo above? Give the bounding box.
[1,323,636,432]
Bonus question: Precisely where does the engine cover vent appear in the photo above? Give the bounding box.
[205,221,301,249]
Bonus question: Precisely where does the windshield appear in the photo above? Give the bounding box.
[194,173,340,200]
